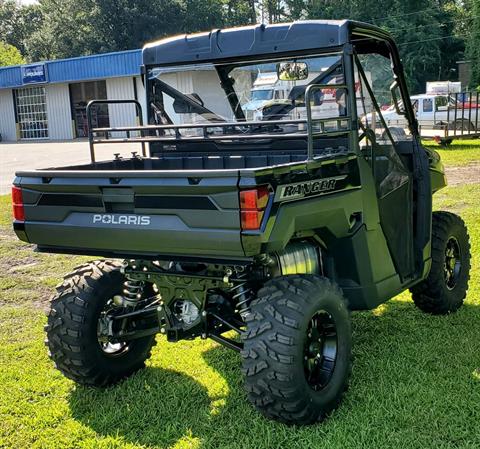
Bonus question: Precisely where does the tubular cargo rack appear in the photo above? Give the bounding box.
[85,85,351,164]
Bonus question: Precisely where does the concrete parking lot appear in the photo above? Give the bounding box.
[0,140,143,194]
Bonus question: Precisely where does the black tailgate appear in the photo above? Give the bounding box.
[14,170,245,259]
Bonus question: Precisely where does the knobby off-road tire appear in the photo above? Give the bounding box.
[241,275,351,425]
[411,211,471,315]
[45,260,156,386]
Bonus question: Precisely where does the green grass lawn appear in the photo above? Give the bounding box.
[0,173,479,448]
[424,139,480,166]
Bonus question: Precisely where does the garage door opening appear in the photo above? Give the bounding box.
[70,81,109,138]
[15,86,49,140]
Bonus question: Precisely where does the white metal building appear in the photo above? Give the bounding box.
[0,49,146,142]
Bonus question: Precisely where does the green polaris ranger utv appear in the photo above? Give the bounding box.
[12,20,470,425]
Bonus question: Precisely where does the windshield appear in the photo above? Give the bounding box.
[251,89,273,101]
[147,53,345,132]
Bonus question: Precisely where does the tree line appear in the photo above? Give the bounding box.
[0,0,477,93]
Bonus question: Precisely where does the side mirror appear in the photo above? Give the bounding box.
[390,81,405,116]
[277,62,309,81]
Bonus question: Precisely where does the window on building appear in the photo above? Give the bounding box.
[15,86,49,139]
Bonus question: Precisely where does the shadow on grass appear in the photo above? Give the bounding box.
[68,300,480,448]
[68,345,259,448]
[69,367,213,448]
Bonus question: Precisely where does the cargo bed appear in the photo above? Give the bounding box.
[12,101,354,261]
[13,143,354,261]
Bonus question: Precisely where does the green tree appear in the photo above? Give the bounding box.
[0,42,25,66]
[12,4,44,57]
[466,0,480,87]
[0,1,42,58]
[8,0,467,97]
[0,1,18,46]
[300,0,464,93]
[284,0,306,20]
[223,0,257,27]
[24,0,97,61]
[24,0,254,59]
[182,0,225,33]
[90,0,184,52]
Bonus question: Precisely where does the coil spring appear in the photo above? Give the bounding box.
[229,272,254,317]
[123,278,145,302]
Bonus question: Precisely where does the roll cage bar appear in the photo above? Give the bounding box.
[85,23,416,164]
[348,22,418,134]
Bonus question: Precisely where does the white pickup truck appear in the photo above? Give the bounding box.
[382,93,479,135]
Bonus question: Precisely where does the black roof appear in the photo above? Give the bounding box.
[142,20,391,67]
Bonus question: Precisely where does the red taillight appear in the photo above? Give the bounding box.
[240,189,258,210]
[12,186,25,222]
[241,210,261,230]
[240,186,270,230]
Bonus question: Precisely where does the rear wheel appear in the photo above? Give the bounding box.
[451,119,475,131]
[45,260,157,386]
[241,275,351,425]
[410,212,470,314]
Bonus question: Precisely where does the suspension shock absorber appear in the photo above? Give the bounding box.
[113,277,145,307]
[229,272,254,318]
[124,278,145,301]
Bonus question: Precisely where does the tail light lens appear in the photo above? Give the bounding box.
[240,185,270,230]
[12,186,25,222]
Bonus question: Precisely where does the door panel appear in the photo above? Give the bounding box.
[373,143,414,280]
[355,52,416,280]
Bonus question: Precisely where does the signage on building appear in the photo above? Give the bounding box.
[21,64,48,85]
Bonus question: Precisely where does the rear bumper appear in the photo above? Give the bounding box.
[17,215,245,258]
[34,244,252,264]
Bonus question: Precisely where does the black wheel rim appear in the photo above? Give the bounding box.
[97,299,130,357]
[445,236,461,290]
[303,310,338,391]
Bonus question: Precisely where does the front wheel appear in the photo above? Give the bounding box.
[45,260,157,386]
[241,275,351,425]
[410,211,471,314]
